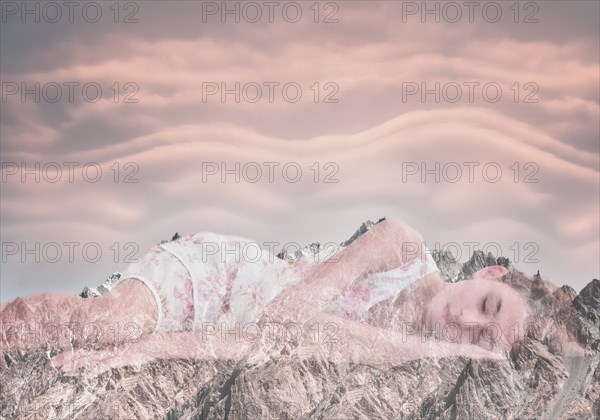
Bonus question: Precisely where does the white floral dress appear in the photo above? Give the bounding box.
[119,232,439,333]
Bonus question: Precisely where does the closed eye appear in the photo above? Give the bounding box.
[481,295,502,316]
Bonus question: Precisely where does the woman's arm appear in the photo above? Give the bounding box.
[52,310,504,376]
[51,328,251,375]
[291,310,505,369]
[259,219,424,325]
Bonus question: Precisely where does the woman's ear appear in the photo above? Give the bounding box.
[471,265,508,280]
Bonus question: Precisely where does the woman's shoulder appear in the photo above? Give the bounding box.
[179,231,258,245]
[175,231,284,266]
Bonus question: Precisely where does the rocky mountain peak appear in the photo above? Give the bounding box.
[3,220,597,419]
[573,278,600,332]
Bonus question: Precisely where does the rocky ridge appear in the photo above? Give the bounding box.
[1,219,598,419]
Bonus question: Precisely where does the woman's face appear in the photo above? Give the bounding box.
[425,278,528,350]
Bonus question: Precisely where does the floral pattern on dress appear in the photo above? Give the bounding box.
[220,265,238,313]
[173,277,194,327]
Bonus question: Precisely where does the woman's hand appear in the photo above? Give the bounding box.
[291,309,507,370]
[282,331,506,370]
[369,333,507,367]
[51,342,152,376]
[424,340,507,361]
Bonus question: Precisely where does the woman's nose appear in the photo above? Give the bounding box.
[457,309,489,341]
[459,309,486,325]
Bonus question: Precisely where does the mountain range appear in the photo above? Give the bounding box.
[1,220,598,419]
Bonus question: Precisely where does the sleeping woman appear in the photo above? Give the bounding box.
[0,219,531,375]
